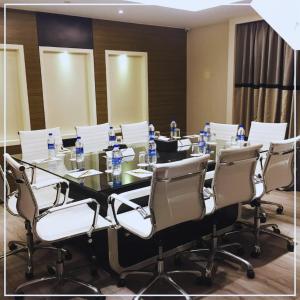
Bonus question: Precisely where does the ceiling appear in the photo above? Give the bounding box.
[3,0,257,29]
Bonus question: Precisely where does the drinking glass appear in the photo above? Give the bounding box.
[192,143,200,156]
[138,151,147,166]
[106,156,112,173]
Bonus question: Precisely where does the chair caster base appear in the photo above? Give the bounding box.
[203,264,217,286]
[272,226,281,234]
[276,207,284,215]
[25,271,34,280]
[259,213,267,223]
[247,269,255,279]
[251,246,261,258]
[47,265,56,276]
[117,278,126,287]
[287,241,294,252]
[8,242,18,251]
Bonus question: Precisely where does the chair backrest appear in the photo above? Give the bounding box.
[210,122,239,141]
[75,123,110,153]
[263,136,300,193]
[4,154,38,223]
[149,156,209,234]
[19,127,63,161]
[213,144,262,210]
[0,164,8,202]
[248,121,287,151]
[121,121,148,145]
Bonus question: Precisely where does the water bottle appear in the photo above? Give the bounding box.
[170,120,177,139]
[198,131,206,154]
[237,125,245,146]
[108,126,116,147]
[204,122,211,142]
[148,138,157,165]
[47,133,56,160]
[149,123,155,140]
[112,144,122,176]
[75,136,84,162]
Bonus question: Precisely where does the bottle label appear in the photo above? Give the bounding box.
[149,149,156,157]
[48,143,55,150]
[76,147,81,155]
[109,135,116,142]
[112,157,122,165]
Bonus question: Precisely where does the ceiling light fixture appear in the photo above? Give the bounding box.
[129,0,242,12]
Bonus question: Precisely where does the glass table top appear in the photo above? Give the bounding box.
[13,140,258,193]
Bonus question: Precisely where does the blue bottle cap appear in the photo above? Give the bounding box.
[114,144,119,148]
[110,126,113,129]
[49,133,53,136]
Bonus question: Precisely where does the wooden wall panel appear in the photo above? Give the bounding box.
[93,20,187,135]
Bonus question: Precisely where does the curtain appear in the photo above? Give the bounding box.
[233,20,300,137]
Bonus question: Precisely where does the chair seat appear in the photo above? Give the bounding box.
[7,187,72,215]
[117,195,216,239]
[36,203,111,242]
[117,207,152,239]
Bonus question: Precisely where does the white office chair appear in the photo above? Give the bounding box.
[19,127,63,162]
[225,137,297,257]
[210,122,239,141]
[178,145,262,283]
[121,121,148,145]
[75,123,110,153]
[5,153,111,296]
[109,156,210,299]
[0,163,72,279]
[247,121,287,217]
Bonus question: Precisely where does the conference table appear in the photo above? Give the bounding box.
[13,140,241,273]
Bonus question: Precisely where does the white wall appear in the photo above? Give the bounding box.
[187,14,261,135]
[187,22,229,134]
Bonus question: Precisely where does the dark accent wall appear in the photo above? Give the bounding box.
[36,13,93,49]
[0,9,187,161]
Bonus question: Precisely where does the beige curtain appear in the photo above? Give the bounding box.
[233,20,299,137]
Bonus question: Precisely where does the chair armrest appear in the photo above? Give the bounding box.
[108,187,151,225]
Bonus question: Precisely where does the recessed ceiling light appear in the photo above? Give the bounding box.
[118,9,124,14]
[128,0,241,12]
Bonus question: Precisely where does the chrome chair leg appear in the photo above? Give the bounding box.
[120,245,198,298]
[15,248,101,296]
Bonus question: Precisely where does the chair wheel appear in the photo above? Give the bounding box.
[247,269,255,279]
[276,207,284,215]
[272,226,280,234]
[251,246,261,258]
[8,242,18,251]
[25,270,33,280]
[47,265,56,275]
[259,213,267,223]
[117,278,126,287]
[174,255,182,266]
[287,241,294,252]
[64,250,72,261]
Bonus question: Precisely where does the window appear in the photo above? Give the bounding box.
[39,47,97,138]
[105,50,148,128]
